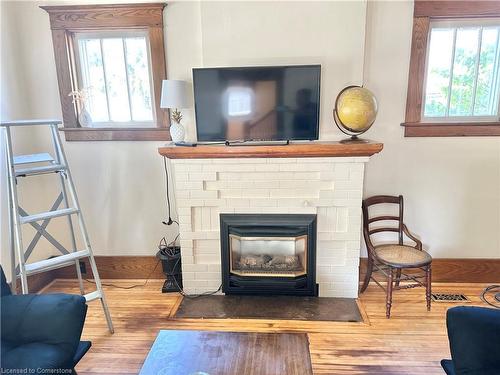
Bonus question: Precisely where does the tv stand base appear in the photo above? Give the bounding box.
[225,140,290,147]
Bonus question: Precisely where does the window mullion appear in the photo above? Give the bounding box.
[492,29,500,117]
[122,38,134,122]
[445,28,458,117]
[471,28,483,116]
[99,39,112,121]
[81,42,91,113]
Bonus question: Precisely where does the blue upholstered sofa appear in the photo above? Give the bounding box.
[0,268,91,373]
[442,306,500,375]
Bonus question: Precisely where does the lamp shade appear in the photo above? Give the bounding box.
[160,80,192,109]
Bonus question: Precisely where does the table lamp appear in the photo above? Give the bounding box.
[160,80,191,143]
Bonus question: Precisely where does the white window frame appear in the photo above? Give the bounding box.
[73,29,155,128]
[421,18,500,123]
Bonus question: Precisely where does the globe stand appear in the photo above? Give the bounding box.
[339,135,370,144]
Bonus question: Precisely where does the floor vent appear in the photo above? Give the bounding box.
[431,293,470,302]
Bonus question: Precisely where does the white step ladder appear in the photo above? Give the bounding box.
[1,119,114,333]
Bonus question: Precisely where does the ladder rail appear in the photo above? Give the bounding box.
[51,125,114,333]
[50,125,84,294]
[4,129,17,294]
[4,127,28,293]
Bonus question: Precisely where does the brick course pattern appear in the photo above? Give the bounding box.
[171,157,368,298]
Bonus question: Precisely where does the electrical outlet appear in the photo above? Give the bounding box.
[79,261,86,274]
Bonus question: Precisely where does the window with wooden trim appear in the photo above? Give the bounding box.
[42,3,170,141]
[402,1,500,137]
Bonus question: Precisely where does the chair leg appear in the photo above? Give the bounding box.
[386,268,393,318]
[360,256,374,293]
[426,265,432,311]
[395,268,402,287]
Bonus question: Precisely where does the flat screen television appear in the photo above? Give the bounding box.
[193,65,321,142]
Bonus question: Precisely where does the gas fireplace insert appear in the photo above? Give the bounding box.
[220,214,317,296]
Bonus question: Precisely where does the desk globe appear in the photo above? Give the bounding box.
[333,85,378,142]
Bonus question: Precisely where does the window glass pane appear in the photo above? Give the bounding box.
[474,27,500,116]
[449,27,480,116]
[102,38,131,122]
[424,28,455,117]
[124,37,153,121]
[78,39,109,122]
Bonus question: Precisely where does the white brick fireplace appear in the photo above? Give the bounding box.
[170,156,371,298]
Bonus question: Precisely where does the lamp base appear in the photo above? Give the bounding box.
[169,122,185,143]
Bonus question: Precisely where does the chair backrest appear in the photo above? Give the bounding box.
[446,306,500,374]
[362,195,404,246]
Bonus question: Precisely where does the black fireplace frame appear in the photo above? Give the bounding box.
[220,213,318,296]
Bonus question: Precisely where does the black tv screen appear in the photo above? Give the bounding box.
[193,65,320,142]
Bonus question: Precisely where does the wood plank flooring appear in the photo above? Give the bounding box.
[43,280,492,374]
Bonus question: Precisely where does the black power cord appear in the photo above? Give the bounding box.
[481,285,500,308]
[166,254,222,299]
[162,156,178,227]
[83,235,176,290]
[84,258,161,290]
[159,156,222,298]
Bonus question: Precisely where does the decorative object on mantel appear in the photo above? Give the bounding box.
[333,85,378,143]
[361,195,432,318]
[160,80,192,143]
[69,89,92,127]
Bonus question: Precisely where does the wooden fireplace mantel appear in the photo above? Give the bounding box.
[158,141,383,159]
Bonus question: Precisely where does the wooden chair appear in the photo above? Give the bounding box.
[361,195,432,318]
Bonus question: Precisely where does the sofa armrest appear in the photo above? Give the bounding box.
[446,306,500,374]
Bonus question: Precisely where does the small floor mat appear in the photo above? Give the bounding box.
[173,295,363,322]
[431,293,470,302]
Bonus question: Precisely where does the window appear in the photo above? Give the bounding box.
[402,1,500,137]
[42,3,169,141]
[75,32,154,127]
[423,20,500,121]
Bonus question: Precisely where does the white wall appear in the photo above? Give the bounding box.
[363,1,500,258]
[0,0,498,274]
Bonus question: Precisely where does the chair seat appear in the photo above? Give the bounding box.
[374,245,432,268]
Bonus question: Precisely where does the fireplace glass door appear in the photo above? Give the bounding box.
[229,234,307,277]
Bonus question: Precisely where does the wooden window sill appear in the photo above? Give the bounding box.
[401,122,500,137]
[60,127,171,141]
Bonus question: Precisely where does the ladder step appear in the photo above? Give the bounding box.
[13,153,54,165]
[20,208,79,224]
[15,164,66,177]
[85,291,102,302]
[24,250,90,275]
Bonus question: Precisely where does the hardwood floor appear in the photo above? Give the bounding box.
[43,280,492,374]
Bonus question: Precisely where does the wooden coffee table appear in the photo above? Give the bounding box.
[139,330,313,375]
